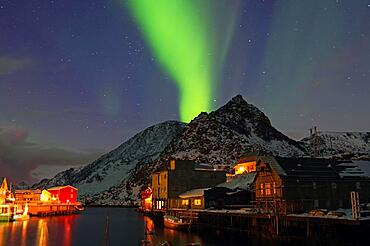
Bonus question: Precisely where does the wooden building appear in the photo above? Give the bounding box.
[14,189,42,203]
[48,185,78,203]
[253,155,370,214]
[151,160,226,210]
[234,156,257,175]
[140,187,152,210]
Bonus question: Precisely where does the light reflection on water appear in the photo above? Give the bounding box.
[0,207,249,246]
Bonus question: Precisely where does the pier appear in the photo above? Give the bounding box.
[27,203,82,217]
[141,208,370,244]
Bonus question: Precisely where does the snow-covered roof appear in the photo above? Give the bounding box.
[179,188,211,198]
[261,156,287,176]
[338,161,370,178]
[217,173,256,190]
[48,185,78,191]
[193,163,225,172]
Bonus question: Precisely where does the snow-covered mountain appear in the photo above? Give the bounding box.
[130,95,307,184]
[32,121,186,205]
[32,95,369,206]
[301,131,370,159]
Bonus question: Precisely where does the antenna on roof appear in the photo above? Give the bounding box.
[309,126,320,158]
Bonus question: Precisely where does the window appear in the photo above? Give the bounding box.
[260,183,264,196]
[194,199,202,206]
[313,182,317,189]
[356,182,361,189]
[331,182,337,189]
[265,183,271,196]
[273,182,277,195]
[71,194,73,198]
[182,199,189,206]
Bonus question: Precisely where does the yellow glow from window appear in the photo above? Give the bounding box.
[194,199,201,206]
[235,161,256,175]
[182,199,189,206]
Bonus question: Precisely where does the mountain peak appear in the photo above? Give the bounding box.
[230,94,245,104]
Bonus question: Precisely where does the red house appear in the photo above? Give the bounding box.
[48,185,78,203]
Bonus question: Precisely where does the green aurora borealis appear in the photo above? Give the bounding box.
[126,0,237,122]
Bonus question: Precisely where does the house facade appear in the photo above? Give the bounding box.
[48,185,78,203]
[151,160,226,210]
[253,155,370,214]
[14,189,42,203]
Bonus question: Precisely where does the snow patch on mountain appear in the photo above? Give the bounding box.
[32,121,186,204]
[301,131,370,159]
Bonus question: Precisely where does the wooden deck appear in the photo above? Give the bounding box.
[140,208,370,244]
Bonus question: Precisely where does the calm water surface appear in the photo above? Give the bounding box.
[0,207,256,246]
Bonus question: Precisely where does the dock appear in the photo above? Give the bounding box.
[19,202,83,217]
[141,208,370,244]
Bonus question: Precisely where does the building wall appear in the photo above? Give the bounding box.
[255,159,370,212]
[167,161,226,199]
[151,160,226,209]
[151,171,168,209]
[15,191,41,203]
[255,163,283,200]
[49,187,77,203]
[235,161,256,175]
[169,197,205,210]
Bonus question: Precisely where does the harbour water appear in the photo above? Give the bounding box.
[0,207,257,246]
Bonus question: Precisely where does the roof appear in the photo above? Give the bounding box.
[0,177,8,190]
[217,173,256,190]
[179,188,211,198]
[194,163,225,172]
[272,157,340,179]
[15,189,41,193]
[48,185,78,191]
[335,161,370,178]
[260,156,287,176]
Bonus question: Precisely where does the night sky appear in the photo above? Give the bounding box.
[1,0,369,182]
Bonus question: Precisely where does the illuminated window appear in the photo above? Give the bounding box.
[182,199,189,206]
[71,194,73,198]
[273,182,277,194]
[239,166,245,174]
[194,199,201,206]
[265,183,271,196]
[260,183,264,196]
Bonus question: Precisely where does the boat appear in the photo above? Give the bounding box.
[163,215,191,230]
[12,203,30,221]
[74,204,85,212]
